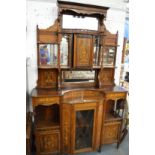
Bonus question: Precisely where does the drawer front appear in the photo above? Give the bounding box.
[106,93,126,100]
[35,129,60,155]
[32,97,60,107]
[102,122,121,144]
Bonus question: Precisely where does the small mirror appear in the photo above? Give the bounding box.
[60,35,69,66]
[39,44,58,66]
[103,47,115,66]
[93,36,100,66]
[60,34,73,67]
[62,15,98,30]
[62,71,95,82]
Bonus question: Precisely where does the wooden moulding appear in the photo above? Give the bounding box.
[32,96,60,107]
[61,90,103,104]
[57,0,109,17]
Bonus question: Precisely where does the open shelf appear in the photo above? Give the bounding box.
[35,120,60,129]
[105,113,122,122]
[38,65,58,69]
[35,104,60,130]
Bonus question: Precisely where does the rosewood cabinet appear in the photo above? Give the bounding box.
[30,1,128,155]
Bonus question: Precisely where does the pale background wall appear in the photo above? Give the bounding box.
[26,0,128,111]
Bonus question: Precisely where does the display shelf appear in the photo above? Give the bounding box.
[105,113,122,122]
[35,120,60,130]
[38,65,58,69]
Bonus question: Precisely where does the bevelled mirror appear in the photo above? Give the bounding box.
[62,15,98,31]
[60,34,73,67]
[39,44,58,66]
[61,70,95,83]
[93,36,100,67]
[103,47,115,66]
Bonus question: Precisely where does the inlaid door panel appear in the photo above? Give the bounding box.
[35,129,60,155]
[102,122,121,144]
[74,34,93,68]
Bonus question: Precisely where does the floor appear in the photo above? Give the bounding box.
[32,133,129,155]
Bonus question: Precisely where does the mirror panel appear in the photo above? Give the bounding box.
[39,44,58,66]
[103,47,115,66]
[93,36,100,66]
[60,34,72,67]
[62,15,98,30]
[62,71,95,82]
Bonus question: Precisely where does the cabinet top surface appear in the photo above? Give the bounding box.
[31,86,127,97]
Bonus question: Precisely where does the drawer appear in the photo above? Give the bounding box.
[32,97,60,107]
[35,129,60,155]
[105,93,126,100]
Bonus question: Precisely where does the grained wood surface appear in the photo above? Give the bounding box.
[32,1,128,155]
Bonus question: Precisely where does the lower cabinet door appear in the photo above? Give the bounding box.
[35,129,60,155]
[102,122,121,144]
[71,103,97,153]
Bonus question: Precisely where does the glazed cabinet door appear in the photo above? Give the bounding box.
[74,34,93,68]
[71,103,97,153]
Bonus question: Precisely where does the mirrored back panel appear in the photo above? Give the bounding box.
[62,15,98,31]
[62,70,95,83]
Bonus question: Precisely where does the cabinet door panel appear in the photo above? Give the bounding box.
[75,110,94,150]
[74,34,93,68]
[102,122,121,144]
[35,130,60,155]
[71,103,97,153]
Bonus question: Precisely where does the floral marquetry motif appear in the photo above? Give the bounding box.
[36,130,60,154]
[98,68,114,87]
[74,34,93,68]
[37,69,58,88]
[102,123,121,144]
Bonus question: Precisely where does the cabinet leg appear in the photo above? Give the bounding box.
[117,142,120,149]
[98,146,102,153]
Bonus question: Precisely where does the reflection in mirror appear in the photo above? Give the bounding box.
[103,47,115,66]
[39,44,58,66]
[62,71,95,82]
[60,35,69,66]
[93,36,100,66]
[62,15,98,30]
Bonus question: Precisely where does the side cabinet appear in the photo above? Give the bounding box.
[100,91,127,149]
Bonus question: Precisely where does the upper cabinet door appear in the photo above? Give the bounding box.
[74,34,93,68]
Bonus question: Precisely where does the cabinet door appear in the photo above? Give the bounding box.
[102,122,121,144]
[35,129,60,155]
[74,34,93,68]
[71,103,97,153]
